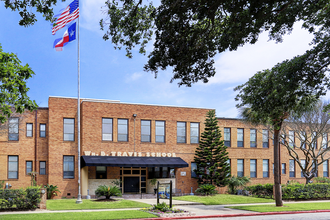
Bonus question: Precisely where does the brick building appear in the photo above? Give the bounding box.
[0,96,329,198]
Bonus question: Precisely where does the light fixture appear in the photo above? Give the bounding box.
[133,114,137,117]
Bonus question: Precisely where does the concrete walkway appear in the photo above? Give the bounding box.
[1,199,330,219]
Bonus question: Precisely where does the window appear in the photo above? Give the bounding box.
[301,131,306,149]
[155,121,165,143]
[262,130,269,148]
[39,161,46,175]
[63,156,74,179]
[8,156,18,179]
[190,122,199,144]
[322,133,328,149]
[40,124,46,137]
[191,162,197,178]
[63,118,75,141]
[224,128,231,147]
[263,159,269,178]
[301,159,306,177]
[250,129,256,148]
[96,166,107,179]
[250,159,256,178]
[118,119,128,142]
[141,120,151,142]
[237,159,244,177]
[9,118,19,141]
[282,163,286,174]
[177,122,186,143]
[102,118,113,141]
[289,131,295,148]
[26,123,33,137]
[289,159,295,177]
[237,128,244,147]
[323,160,329,177]
[148,167,174,178]
[313,162,318,177]
[26,161,33,174]
[312,132,317,149]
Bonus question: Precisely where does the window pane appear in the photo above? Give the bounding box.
[224,128,231,147]
[190,123,199,144]
[26,161,32,174]
[263,159,269,178]
[289,159,295,177]
[250,159,256,178]
[40,162,46,175]
[237,159,244,177]
[322,133,328,149]
[26,124,33,137]
[156,136,165,143]
[118,119,128,142]
[64,156,74,179]
[250,129,256,147]
[191,162,197,178]
[102,118,112,141]
[177,122,186,143]
[9,118,19,141]
[64,119,74,141]
[141,120,151,143]
[155,121,165,143]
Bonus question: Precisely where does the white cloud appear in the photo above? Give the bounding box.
[208,22,314,85]
[81,0,106,33]
[125,72,144,82]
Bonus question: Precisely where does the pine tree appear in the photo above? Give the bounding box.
[194,110,231,187]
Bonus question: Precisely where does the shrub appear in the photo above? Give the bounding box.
[0,180,4,189]
[45,184,61,199]
[227,176,250,194]
[95,185,122,199]
[282,183,330,200]
[314,177,330,183]
[244,183,273,198]
[195,184,217,196]
[0,186,41,210]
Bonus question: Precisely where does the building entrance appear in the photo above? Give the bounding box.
[124,177,140,193]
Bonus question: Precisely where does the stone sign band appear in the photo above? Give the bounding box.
[84,151,176,157]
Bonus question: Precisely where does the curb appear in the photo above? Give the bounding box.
[133,209,330,220]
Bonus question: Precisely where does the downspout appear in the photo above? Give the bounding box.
[34,110,38,183]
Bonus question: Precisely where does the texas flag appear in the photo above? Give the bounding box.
[53,22,76,51]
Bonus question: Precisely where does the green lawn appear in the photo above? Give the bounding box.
[47,199,151,210]
[0,210,157,220]
[173,194,274,205]
[228,202,330,212]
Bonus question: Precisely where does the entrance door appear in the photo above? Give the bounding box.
[124,177,140,193]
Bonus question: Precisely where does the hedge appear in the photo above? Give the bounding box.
[244,183,330,200]
[0,186,41,210]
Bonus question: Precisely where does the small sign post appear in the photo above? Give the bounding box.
[156,180,173,208]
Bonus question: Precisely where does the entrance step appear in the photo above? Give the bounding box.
[121,193,157,199]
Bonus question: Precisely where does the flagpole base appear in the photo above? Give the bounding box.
[76,194,83,204]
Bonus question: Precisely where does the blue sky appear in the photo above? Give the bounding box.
[0,0,319,118]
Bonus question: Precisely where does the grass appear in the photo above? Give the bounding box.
[228,202,330,212]
[173,194,274,205]
[47,199,151,210]
[0,210,157,220]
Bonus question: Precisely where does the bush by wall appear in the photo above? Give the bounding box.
[0,186,41,210]
[244,183,274,199]
[244,183,330,200]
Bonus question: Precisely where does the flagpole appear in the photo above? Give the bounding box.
[76,0,82,204]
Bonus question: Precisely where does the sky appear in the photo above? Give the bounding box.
[0,0,322,118]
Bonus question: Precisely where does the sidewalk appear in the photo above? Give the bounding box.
[1,199,330,219]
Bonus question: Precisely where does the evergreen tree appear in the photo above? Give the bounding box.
[194,110,231,187]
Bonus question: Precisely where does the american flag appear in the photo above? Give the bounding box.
[52,0,79,35]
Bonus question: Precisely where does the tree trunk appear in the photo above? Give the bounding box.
[274,129,283,206]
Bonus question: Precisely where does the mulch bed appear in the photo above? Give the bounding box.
[92,198,118,202]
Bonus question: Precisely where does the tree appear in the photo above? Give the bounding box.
[280,101,330,184]
[193,110,231,187]
[100,0,330,86]
[4,1,330,86]
[0,45,38,123]
[234,53,327,206]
